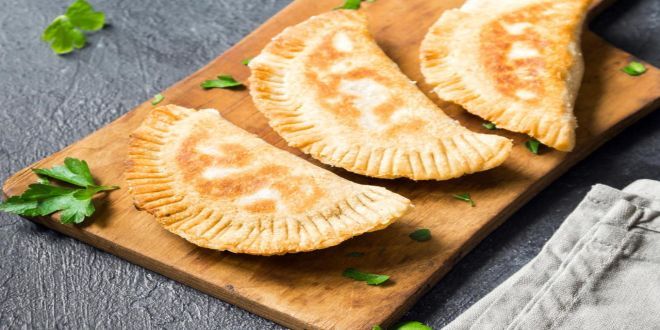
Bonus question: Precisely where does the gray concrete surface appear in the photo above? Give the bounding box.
[0,0,657,328]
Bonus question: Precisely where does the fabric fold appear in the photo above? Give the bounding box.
[445,180,660,330]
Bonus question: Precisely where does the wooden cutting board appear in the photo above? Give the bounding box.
[3,0,659,329]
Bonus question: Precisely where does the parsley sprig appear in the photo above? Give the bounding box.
[201,75,244,89]
[395,321,433,330]
[621,61,646,76]
[524,139,541,154]
[0,158,118,224]
[335,0,376,10]
[151,93,165,105]
[42,0,105,55]
[372,321,433,330]
[453,193,475,207]
[482,122,497,130]
[409,229,431,242]
[343,268,389,285]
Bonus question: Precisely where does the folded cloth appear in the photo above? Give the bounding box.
[445,179,660,330]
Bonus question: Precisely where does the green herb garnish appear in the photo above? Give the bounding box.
[0,158,119,224]
[335,0,375,10]
[242,57,252,66]
[395,321,433,330]
[621,61,647,76]
[346,252,365,257]
[343,268,389,285]
[372,326,383,330]
[452,193,475,207]
[151,93,164,105]
[482,122,496,130]
[409,229,431,242]
[524,139,541,154]
[42,0,105,54]
[201,75,243,89]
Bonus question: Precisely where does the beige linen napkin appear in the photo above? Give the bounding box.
[445,179,660,330]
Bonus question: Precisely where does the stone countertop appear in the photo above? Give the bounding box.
[0,0,658,328]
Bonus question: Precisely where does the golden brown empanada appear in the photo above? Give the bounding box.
[249,10,512,180]
[126,105,411,255]
[420,0,592,151]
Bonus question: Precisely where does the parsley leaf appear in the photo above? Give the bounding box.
[453,193,475,207]
[395,321,433,330]
[42,0,105,55]
[19,183,75,200]
[482,122,496,130]
[336,0,362,9]
[65,0,105,31]
[151,93,164,105]
[0,184,116,224]
[242,57,253,66]
[33,157,95,187]
[0,196,38,215]
[36,188,95,224]
[0,158,119,224]
[201,75,243,89]
[524,139,541,155]
[372,326,383,330]
[42,16,86,55]
[335,0,375,10]
[343,268,389,285]
[621,61,647,76]
[409,229,431,242]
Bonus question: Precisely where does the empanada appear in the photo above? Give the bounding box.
[126,105,411,255]
[420,0,592,151]
[249,10,512,180]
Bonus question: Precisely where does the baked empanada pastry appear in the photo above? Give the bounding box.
[420,0,592,151]
[249,10,512,180]
[126,105,410,255]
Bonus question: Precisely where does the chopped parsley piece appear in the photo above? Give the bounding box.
[343,268,389,285]
[524,139,541,154]
[241,57,252,66]
[621,61,647,76]
[482,122,496,130]
[151,93,164,105]
[372,326,383,330]
[0,158,119,224]
[452,193,475,207]
[42,0,105,54]
[395,321,433,330]
[409,229,431,242]
[335,0,375,10]
[201,75,243,89]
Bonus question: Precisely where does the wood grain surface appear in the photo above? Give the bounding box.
[3,0,659,329]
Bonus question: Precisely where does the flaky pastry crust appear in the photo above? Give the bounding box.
[250,10,512,180]
[126,105,411,255]
[421,0,593,151]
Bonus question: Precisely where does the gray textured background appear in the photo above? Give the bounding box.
[0,0,658,329]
